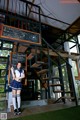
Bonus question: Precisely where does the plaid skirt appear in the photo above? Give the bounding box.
[10,80,22,90]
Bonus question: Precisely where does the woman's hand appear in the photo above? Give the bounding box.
[15,77,20,81]
[19,74,25,79]
[11,66,14,71]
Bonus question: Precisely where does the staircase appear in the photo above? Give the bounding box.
[0,0,78,112]
[0,37,78,110]
[26,38,77,105]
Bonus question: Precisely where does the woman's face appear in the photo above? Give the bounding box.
[17,63,21,69]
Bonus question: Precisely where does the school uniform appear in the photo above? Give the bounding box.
[9,67,24,115]
[10,68,24,90]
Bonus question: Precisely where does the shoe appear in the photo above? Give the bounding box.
[14,109,17,115]
[17,108,21,115]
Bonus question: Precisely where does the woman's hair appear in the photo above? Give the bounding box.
[16,61,22,65]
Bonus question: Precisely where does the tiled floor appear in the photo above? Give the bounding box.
[7,101,76,119]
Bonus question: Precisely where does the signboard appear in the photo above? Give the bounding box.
[0,24,41,45]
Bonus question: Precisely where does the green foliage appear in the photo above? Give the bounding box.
[72,61,78,76]
[0,58,7,63]
[0,93,6,98]
[0,50,11,57]
[0,101,6,111]
[55,67,59,77]
[0,64,6,69]
[1,70,6,76]
[0,85,4,92]
[3,43,13,48]
[0,78,5,84]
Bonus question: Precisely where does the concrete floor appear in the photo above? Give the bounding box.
[7,100,76,119]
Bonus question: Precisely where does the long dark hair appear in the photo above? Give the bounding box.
[16,61,22,65]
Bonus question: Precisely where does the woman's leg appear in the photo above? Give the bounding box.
[17,90,21,110]
[12,89,17,110]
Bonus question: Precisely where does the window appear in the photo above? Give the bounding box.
[0,78,5,84]
[3,43,13,49]
[0,64,6,69]
[70,46,77,53]
[78,34,80,44]
[72,60,78,77]
[69,42,77,53]
[0,50,11,57]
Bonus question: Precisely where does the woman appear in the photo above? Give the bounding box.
[10,62,25,115]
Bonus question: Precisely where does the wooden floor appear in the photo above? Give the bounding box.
[7,101,76,119]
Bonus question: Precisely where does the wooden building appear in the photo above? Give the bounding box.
[0,0,80,114]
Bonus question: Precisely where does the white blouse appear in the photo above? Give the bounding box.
[15,69,24,78]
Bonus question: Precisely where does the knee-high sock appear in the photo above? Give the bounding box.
[17,94,21,109]
[12,95,17,110]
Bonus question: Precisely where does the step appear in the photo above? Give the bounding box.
[53,90,63,93]
[49,84,62,86]
[61,96,75,100]
[27,53,35,60]
[31,63,41,68]
[42,77,49,81]
[52,77,60,80]
[37,69,48,75]
[37,61,45,64]
[18,45,28,52]
[42,77,60,81]
[31,48,40,54]
[31,61,45,68]
[22,99,47,108]
[65,91,73,93]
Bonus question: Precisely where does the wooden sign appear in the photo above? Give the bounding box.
[0,24,41,45]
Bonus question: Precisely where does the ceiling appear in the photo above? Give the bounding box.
[0,0,80,30]
[28,0,80,30]
[0,0,80,48]
[24,0,80,47]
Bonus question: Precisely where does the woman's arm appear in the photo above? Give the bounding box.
[11,66,15,79]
